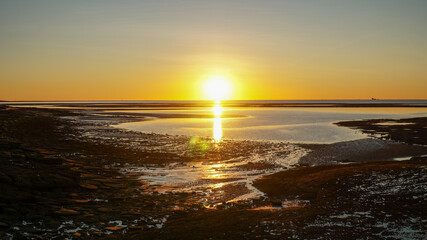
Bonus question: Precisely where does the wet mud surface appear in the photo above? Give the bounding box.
[0,106,426,239]
[336,117,427,145]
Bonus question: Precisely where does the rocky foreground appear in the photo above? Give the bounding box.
[0,106,426,239]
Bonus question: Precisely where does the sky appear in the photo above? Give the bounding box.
[1,0,426,101]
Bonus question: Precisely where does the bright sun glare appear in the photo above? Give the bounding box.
[203,75,232,101]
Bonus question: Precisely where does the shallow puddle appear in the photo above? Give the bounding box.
[374,122,416,126]
[121,144,307,207]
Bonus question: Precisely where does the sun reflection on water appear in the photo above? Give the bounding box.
[201,163,227,180]
[212,101,223,143]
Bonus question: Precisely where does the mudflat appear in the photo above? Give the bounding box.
[0,106,426,239]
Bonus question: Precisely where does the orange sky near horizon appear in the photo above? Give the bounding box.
[1,1,426,101]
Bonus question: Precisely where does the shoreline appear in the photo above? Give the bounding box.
[0,106,426,239]
[4,101,427,109]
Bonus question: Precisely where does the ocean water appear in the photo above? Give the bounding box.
[114,107,427,144]
[4,100,426,143]
[2,99,427,105]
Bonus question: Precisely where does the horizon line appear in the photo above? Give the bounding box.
[2,98,427,102]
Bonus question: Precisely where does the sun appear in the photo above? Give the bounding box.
[203,75,233,101]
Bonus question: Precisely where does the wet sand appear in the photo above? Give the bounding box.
[0,105,426,239]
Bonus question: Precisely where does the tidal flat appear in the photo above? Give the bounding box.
[0,104,426,239]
